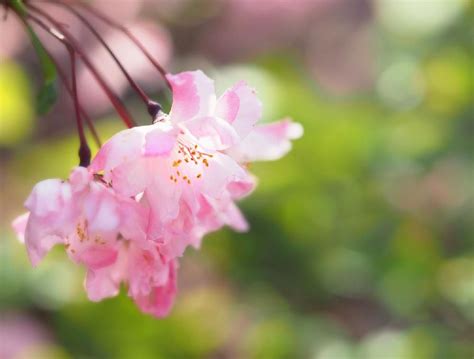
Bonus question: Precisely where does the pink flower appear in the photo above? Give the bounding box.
[86,241,177,318]
[12,70,302,318]
[91,70,302,253]
[12,166,177,317]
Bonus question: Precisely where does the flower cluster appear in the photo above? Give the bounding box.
[12,70,302,317]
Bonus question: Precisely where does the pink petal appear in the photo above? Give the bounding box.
[84,240,128,302]
[12,212,29,243]
[75,246,118,270]
[107,160,150,198]
[200,152,249,198]
[118,199,149,241]
[90,126,153,196]
[215,81,262,139]
[69,166,91,192]
[133,260,177,318]
[144,173,183,224]
[85,265,121,302]
[24,179,72,217]
[83,184,121,233]
[90,126,146,175]
[22,179,76,266]
[143,124,177,157]
[226,118,303,162]
[227,175,256,199]
[222,201,249,232]
[126,242,169,298]
[25,230,63,267]
[166,71,216,123]
[182,116,239,150]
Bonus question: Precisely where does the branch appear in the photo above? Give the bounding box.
[27,12,91,166]
[53,2,153,108]
[75,0,172,91]
[27,2,137,128]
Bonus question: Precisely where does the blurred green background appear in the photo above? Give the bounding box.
[0,0,473,358]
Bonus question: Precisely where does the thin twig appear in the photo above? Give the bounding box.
[27,12,91,166]
[2,0,8,21]
[74,0,172,91]
[8,2,101,147]
[27,2,136,128]
[53,1,152,107]
[55,62,102,147]
[69,48,91,166]
[26,14,101,147]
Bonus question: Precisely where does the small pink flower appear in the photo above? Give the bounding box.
[12,166,177,317]
[85,240,177,318]
[91,70,302,254]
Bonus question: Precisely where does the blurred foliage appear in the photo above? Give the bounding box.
[1,0,473,358]
[0,62,33,146]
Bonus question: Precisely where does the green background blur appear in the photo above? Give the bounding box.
[0,0,473,358]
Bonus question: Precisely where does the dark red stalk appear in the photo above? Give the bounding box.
[74,0,172,91]
[26,14,101,147]
[2,0,8,21]
[53,2,153,108]
[9,3,101,148]
[53,57,102,147]
[26,2,136,128]
[27,13,91,166]
[69,49,91,166]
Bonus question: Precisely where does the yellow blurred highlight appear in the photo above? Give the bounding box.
[0,61,33,146]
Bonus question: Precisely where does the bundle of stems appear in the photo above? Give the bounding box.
[6,0,171,166]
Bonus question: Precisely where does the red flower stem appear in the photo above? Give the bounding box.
[27,13,91,166]
[53,1,152,108]
[9,7,101,149]
[69,49,91,166]
[54,59,102,147]
[25,16,101,148]
[2,1,8,21]
[22,16,102,147]
[73,0,172,91]
[8,4,101,148]
[26,2,136,128]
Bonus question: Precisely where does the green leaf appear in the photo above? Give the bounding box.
[10,0,58,114]
[36,80,58,115]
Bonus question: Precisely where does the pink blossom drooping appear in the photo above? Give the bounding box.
[13,167,177,317]
[12,70,302,318]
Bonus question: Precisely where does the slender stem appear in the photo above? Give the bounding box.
[26,2,136,128]
[69,48,91,166]
[26,14,101,147]
[8,2,101,147]
[55,61,102,147]
[2,0,8,21]
[27,13,91,166]
[9,3,101,148]
[25,14,102,147]
[74,0,172,91]
[53,1,152,107]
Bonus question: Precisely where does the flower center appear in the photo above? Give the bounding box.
[169,139,213,185]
